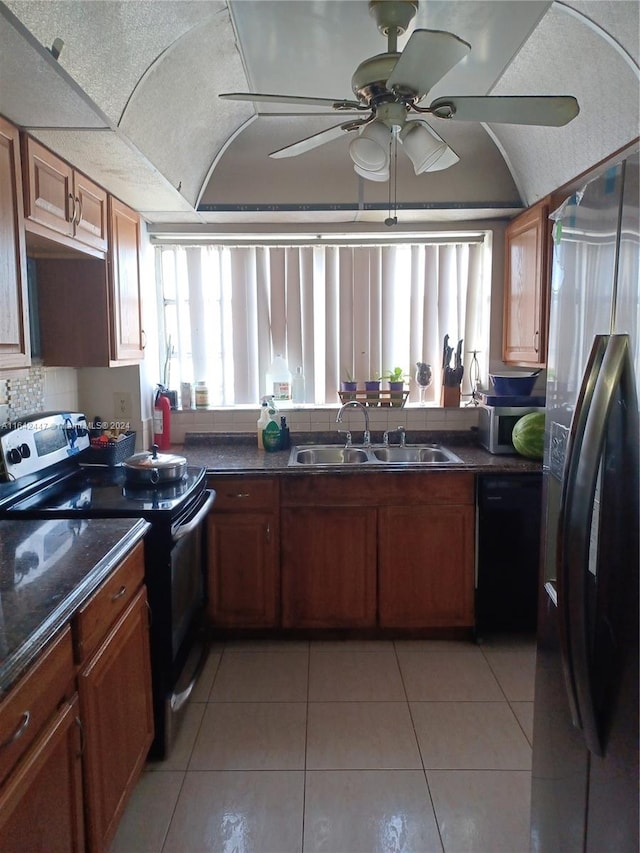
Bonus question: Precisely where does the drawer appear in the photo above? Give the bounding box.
[73,540,145,662]
[0,626,74,787]
[208,477,278,512]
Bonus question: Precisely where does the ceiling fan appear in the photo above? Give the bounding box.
[220,0,579,181]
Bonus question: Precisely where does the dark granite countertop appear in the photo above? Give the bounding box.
[0,517,150,696]
[181,431,542,476]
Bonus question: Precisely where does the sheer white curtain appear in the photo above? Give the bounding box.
[159,241,487,405]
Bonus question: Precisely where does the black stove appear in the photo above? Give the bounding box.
[0,413,215,760]
[6,464,207,518]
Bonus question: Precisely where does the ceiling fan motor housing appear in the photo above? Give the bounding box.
[351,53,402,105]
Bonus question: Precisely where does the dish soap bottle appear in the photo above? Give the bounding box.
[262,399,281,452]
[257,399,270,450]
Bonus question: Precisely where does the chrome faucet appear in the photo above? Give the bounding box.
[336,401,370,446]
[383,425,407,446]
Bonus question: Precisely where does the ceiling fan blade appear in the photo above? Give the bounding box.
[429,95,580,126]
[387,30,470,99]
[269,119,369,159]
[219,92,366,110]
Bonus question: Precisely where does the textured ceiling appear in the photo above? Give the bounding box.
[1,0,638,228]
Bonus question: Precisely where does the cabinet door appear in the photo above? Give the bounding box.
[503,202,549,365]
[208,513,279,628]
[0,697,84,853]
[0,117,30,370]
[74,173,108,252]
[22,137,74,237]
[109,197,143,362]
[378,505,475,628]
[78,588,153,853]
[281,506,377,628]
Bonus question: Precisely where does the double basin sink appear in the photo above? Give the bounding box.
[288,444,463,467]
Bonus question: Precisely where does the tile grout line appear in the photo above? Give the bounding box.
[158,642,226,853]
[392,639,447,853]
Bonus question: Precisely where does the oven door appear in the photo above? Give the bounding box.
[164,489,215,747]
[170,489,215,662]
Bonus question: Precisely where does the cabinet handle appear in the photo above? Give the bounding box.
[74,195,82,226]
[228,493,250,499]
[266,522,271,543]
[141,329,147,350]
[111,584,127,601]
[534,330,540,353]
[1,710,30,749]
[68,193,76,225]
[74,716,85,757]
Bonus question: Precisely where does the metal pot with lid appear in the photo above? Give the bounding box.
[123,444,187,485]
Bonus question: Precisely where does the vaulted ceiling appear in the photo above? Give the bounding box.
[1,0,638,229]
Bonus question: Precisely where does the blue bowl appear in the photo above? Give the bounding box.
[489,373,538,396]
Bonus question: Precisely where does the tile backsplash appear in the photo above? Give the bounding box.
[0,366,78,421]
[169,404,480,445]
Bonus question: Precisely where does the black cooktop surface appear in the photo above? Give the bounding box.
[5,465,207,518]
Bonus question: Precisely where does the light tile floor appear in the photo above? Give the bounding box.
[110,635,535,853]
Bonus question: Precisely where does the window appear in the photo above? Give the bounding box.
[157,239,489,406]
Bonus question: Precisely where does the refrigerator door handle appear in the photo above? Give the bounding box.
[561,334,635,756]
[557,334,608,733]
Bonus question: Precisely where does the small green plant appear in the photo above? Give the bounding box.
[342,369,355,384]
[384,366,407,383]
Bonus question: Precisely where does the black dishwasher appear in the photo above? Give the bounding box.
[475,472,542,638]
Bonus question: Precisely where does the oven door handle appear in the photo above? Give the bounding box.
[172,490,216,542]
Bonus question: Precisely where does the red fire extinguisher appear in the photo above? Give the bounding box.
[153,386,171,450]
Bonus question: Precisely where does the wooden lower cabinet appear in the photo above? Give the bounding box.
[208,512,279,628]
[207,477,280,629]
[378,504,475,627]
[78,587,153,852]
[0,696,84,853]
[281,506,377,628]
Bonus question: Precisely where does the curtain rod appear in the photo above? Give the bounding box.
[153,234,486,249]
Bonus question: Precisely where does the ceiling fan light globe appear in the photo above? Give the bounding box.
[400,121,447,174]
[425,146,460,172]
[353,163,390,182]
[349,120,390,170]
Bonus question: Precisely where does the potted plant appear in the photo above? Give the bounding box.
[364,373,381,406]
[384,367,408,407]
[340,370,357,401]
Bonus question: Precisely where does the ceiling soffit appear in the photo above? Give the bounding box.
[490,2,640,204]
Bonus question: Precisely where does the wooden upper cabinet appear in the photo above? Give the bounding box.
[22,136,108,255]
[73,171,109,252]
[109,197,144,362]
[36,198,143,367]
[0,116,31,370]
[503,200,551,366]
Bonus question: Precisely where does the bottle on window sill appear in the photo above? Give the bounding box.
[292,366,305,403]
[195,381,209,408]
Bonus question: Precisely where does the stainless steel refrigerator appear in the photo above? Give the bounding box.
[530,149,639,852]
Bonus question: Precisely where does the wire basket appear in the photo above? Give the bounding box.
[79,431,137,466]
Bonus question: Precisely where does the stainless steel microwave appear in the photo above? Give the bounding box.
[477,403,545,454]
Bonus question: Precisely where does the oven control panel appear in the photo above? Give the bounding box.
[0,412,90,481]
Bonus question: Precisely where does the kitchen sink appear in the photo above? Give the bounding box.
[288,444,463,466]
[370,445,462,464]
[293,446,369,465]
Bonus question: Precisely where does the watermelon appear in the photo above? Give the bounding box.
[512,411,545,459]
